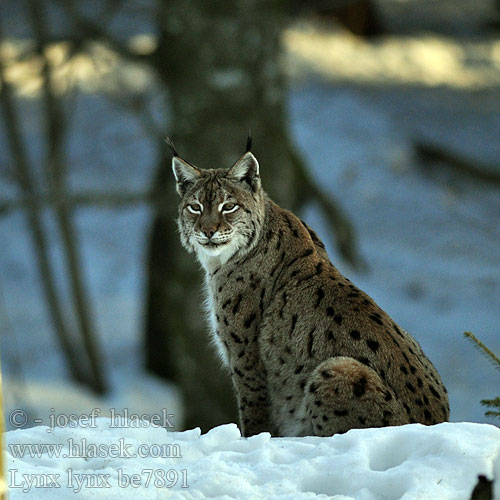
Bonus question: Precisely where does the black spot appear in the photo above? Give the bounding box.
[350,330,361,340]
[295,365,304,374]
[382,419,390,426]
[289,409,295,415]
[403,403,411,415]
[270,252,285,277]
[234,367,244,378]
[326,330,335,342]
[285,214,300,237]
[429,385,441,399]
[316,423,323,431]
[334,409,349,417]
[230,332,242,344]
[417,378,423,388]
[309,383,319,393]
[279,357,285,365]
[315,288,325,308]
[334,314,343,326]
[287,248,313,268]
[300,379,306,390]
[369,314,383,326]
[415,398,423,407]
[307,328,315,356]
[406,382,416,393]
[222,299,231,310]
[358,357,371,366]
[424,409,432,421]
[384,391,392,401]
[393,323,404,337]
[244,313,257,329]
[315,262,324,274]
[290,314,298,335]
[358,416,366,425]
[232,294,243,314]
[326,306,335,316]
[348,291,359,298]
[279,292,287,319]
[218,286,223,293]
[353,377,367,397]
[366,339,380,353]
[259,288,266,315]
[410,365,417,375]
[236,276,244,282]
[321,370,332,379]
[400,365,408,375]
[286,395,293,400]
[314,400,322,407]
[423,395,429,405]
[322,415,329,422]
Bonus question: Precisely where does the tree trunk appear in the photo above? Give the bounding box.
[145,0,304,431]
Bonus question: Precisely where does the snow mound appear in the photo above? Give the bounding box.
[6,420,500,499]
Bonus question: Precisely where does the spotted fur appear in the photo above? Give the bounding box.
[173,147,449,437]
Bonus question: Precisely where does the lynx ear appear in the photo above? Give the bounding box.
[172,156,201,197]
[228,151,260,192]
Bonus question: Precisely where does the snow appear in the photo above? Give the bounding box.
[6,420,500,499]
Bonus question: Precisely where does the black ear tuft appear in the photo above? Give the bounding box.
[245,131,252,153]
[165,137,179,157]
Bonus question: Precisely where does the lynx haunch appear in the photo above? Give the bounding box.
[171,138,449,437]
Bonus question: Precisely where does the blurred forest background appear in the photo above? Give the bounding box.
[0,0,499,432]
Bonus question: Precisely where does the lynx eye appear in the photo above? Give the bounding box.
[221,202,239,214]
[187,203,202,214]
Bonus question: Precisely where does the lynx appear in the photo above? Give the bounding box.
[171,138,449,437]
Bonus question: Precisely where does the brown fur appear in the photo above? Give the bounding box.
[173,150,449,437]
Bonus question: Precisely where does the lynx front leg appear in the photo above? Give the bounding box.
[232,370,273,437]
[304,357,409,436]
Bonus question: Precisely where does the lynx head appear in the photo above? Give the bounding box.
[170,139,266,268]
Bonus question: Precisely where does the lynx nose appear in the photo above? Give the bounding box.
[203,229,216,239]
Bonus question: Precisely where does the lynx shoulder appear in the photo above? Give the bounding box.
[171,140,449,437]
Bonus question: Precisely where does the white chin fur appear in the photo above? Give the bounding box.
[195,240,239,269]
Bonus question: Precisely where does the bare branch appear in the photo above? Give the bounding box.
[0,20,87,386]
[415,141,500,186]
[0,190,151,212]
[28,0,107,394]
[54,0,154,64]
